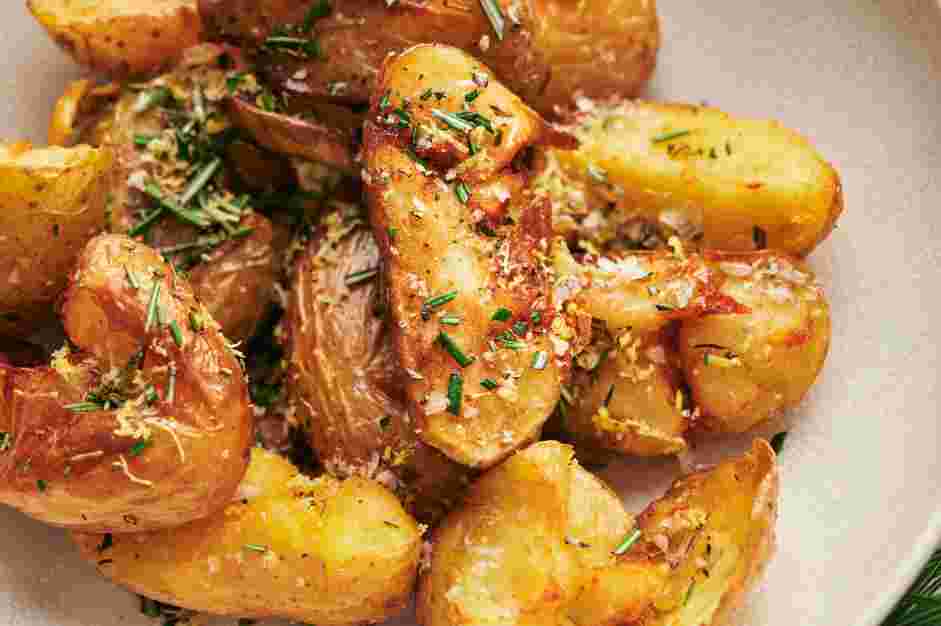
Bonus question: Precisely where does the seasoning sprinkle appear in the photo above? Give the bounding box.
[613,529,642,555]
[447,373,463,415]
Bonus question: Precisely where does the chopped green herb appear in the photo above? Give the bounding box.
[424,291,458,311]
[491,307,512,322]
[133,87,173,114]
[145,282,161,332]
[243,543,268,553]
[455,180,471,204]
[134,134,155,148]
[140,596,161,618]
[465,89,481,103]
[302,0,331,30]
[179,157,222,207]
[189,310,206,332]
[378,415,392,431]
[0,432,9,452]
[405,147,429,172]
[447,373,463,415]
[440,314,462,326]
[604,384,615,407]
[496,331,526,350]
[532,351,549,370]
[512,320,528,336]
[531,311,542,325]
[770,431,788,454]
[127,206,165,238]
[345,267,379,286]
[387,227,399,239]
[250,382,282,408]
[391,107,411,128]
[684,582,696,606]
[613,529,642,555]
[64,402,104,413]
[438,332,475,367]
[263,35,321,58]
[97,533,113,552]
[142,184,208,228]
[587,164,608,183]
[124,266,141,290]
[455,110,494,134]
[169,320,185,347]
[655,304,675,312]
[479,0,505,41]
[225,73,246,93]
[128,438,152,458]
[379,91,391,110]
[432,108,475,133]
[420,88,434,101]
[167,364,177,404]
[652,129,691,144]
[144,385,159,405]
[36,479,47,492]
[481,378,499,390]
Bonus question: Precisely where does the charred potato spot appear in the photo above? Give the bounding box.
[28,0,203,78]
[285,207,468,522]
[537,99,843,256]
[73,447,423,626]
[0,234,252,532]
[363,45,570,468]
[419,440,778,626]
[0,143,112,336]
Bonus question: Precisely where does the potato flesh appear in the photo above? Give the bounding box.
[0,234,252,531]
[363,45,566,468]
[200,0,658,115]
[0,143,112,335]
[419,440,778,626]
[73,448,422,626]
[538,99,843,255]
[28,0,203,77]
[285,209,468,522]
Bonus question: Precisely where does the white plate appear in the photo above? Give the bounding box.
[1,2,940,626]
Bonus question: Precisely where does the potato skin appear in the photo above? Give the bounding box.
[285,210,468,521]
[28,0,203,78]
[538,99,843,256]
[0,143,112,336]
[363,45,571,468]
[678,251,831,432]
[419,440,778,626]
[0,234,252,532]
[73,448,422,626]
[200,0,658,115]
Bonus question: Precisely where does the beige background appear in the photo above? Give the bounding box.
[0,1,939,625]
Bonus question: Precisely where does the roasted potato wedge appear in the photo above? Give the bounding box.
[0,142,112,336]
[74,447,422,626]
[363,45,574,468]
[678,251,831,432]
[537,99,843,255]
[568,440,778,626]
[417,441,631,626]
[285,206,468,522]
[200,0,659,115]
[28,0,203,78]
[419,440,778,626]
[0,234,252,531]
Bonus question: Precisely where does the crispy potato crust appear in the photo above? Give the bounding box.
[285,209,468,522]
[678,251,831,432]
[419,440,778,626]
[0,234,252,531]
[538,99,844,255]
[74,447,422,626]
[0,142,112,335]
[28,0,203,77]
[199,0,658,115]
[363,45,571,468]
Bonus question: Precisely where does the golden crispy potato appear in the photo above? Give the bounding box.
[200,0,658,115]
[565,329,688,457]
[285,207,468,522]
[678,251,831,432]
[74,447,422,626]
[0,234,252,531]
[28,0,203,77]
[363,45,575,468]
[48,80,123,147]
[75,45,284,341]
[537,99,844,255]
[419,440,778,626]
[0,142,112,336]
[568,440,778,626]
[417,441,632,626]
